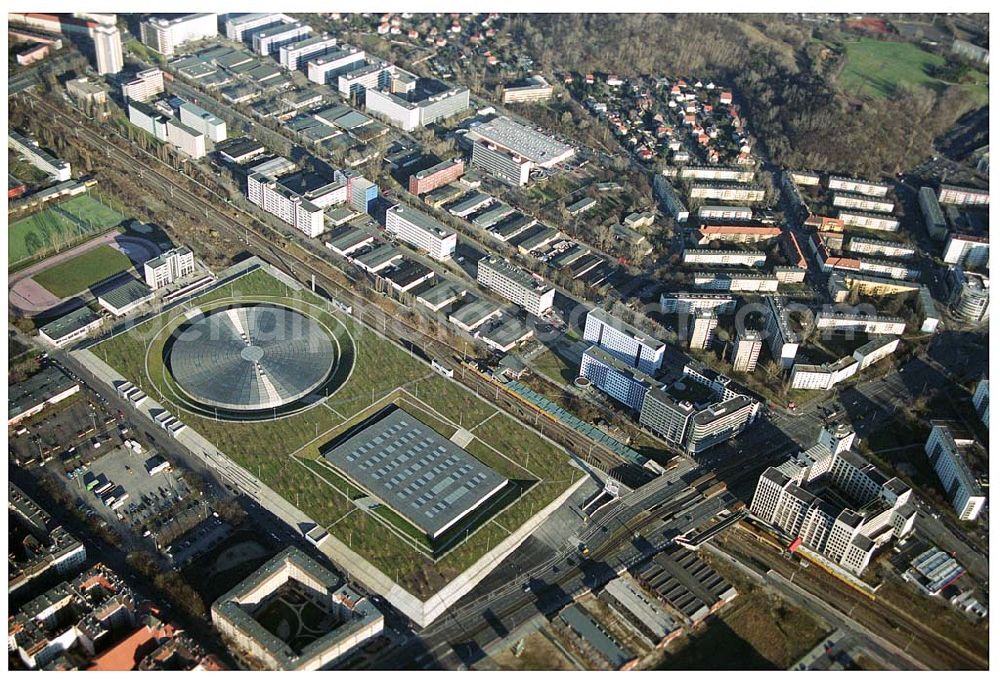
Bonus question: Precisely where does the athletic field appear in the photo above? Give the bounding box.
[9,194,125,267]
[32,244,134,298]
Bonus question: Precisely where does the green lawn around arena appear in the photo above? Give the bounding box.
[9,194,125,266]
[92,267,581,598]
[32,244,134,298]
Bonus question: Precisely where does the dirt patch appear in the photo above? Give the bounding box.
[492,629,580,670]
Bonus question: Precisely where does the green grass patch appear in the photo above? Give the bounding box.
[839,38,988,102]
[531,348,577,385]
[33,244,133,297]
[9,194,125,266]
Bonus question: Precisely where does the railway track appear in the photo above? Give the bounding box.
[727,531,987,670]
[24,93,645,480]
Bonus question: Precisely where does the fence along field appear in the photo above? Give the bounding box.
[9,193,125,267]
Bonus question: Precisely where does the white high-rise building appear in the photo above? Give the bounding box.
[92,24,123,75]
[689,310,718,351]
[925,423,986,522]
[384,205,457,261]
[224,13,292,42]
[140,13,217,57]
[583,308,665,374]
[121,68,164,102]
[750,424,916,575]
[732,327,762,373]
[144,246,195,289]
[247,172,325,238]
[578,346,653,411]
[972,378,988,427]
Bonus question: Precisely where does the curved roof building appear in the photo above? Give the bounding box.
[167,304,335,412]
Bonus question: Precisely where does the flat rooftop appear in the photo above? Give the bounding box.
[97,278,153,311]
[323,408,508,538]
[466,115,574,166]
[9,366,77,420]
[587,307,665,352]
[39,306,102,342]
[389,204,455,238]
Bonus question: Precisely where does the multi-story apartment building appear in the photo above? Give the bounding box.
[697,205,753,220]
[947,267,990,323]
[252,21,311,56]
[127,100,169,139]
[8,130,71,181]
[790,357,859,391]
[247,172,325,238]
[140,13,217,56]
[943,233,990,268]
[682,249,767,267]
[660,292,736,316]
[788,170,821,186]
[937,183,989,207]
[408,158,464,195]
[831,192,895,214]
[846,237,915,259]
[224,13,292,42]
[763,296,800,368]
[918,186,949,241]
[697,225,781,245]
[853,335,899,370]
[92,24,122,74]
[579,346,655,411]
[470,141,532,187]
[686,396,759,454]
[689,310,718,351]
[583,307,665,374]
[338,61,395,97]
[384,204,457,261]
[731,327,762,373]
[826,176,890,197]
[751,425,915,575]
[691,271,779,292]
[814,311,906,335]
[347,176,377,213]
[476,256,554,316]
[366,83,470,132]
[120,67,164,102]
[165,118,206,159]
[917,285,940,333]
[306,46,366,85]
[638,388,696,447]
[688,182,766,202]
[501,74,553,104]
[679,165,755,183]
[925,422,986,521]
[972,378,989,427]
[144,246,195,289]
[837,210,899,232]
[178,101,226,142]
[278,33,338,70]
[653,175,689,223]
[856,257,919,281]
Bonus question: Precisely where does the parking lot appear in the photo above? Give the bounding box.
[59,439,200,552]
[11,385,121,470]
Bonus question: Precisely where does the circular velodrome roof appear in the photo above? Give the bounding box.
[167,304,336,412]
